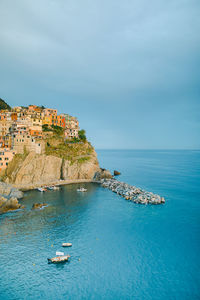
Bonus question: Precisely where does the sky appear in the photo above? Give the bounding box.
[0,0,199,149]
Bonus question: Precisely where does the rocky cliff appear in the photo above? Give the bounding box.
[0,143,107,189]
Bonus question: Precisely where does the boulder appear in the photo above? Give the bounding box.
[114,170,121,176]
[93,168,112,181]
[32,203,48,210]
[0,197,23,214]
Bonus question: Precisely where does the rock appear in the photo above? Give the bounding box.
[0,196,23,214]
[100,178,165,205]
[0,182,24,214]
[93,168,112,181]
[114,170,121,176]
[32,203,48,210]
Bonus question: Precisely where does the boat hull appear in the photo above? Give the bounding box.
[48,255,70,264]
[62,243,72,247]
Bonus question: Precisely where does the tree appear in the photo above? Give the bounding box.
[0,98,11,111]
[78,129,86,141]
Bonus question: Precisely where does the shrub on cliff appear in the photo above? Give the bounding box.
[0,98,11,111]
[78,129,86,141]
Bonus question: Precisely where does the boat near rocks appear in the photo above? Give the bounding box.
[37,187,47,192]
[100,178,165,205]
[48,255,70,264]
[47,186,60,191]
[62,243,72,247]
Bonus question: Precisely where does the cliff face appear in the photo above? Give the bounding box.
[2,147,101,188]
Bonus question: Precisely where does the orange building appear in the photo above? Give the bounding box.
[11,112,17,121]
[42,116,52,126]
[28,105,38,111]
[29,126,42,137]
[51,115,66,128]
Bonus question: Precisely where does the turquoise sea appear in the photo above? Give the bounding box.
[0,150,199,300]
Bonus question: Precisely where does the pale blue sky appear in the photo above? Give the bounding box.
[0,0,199,149]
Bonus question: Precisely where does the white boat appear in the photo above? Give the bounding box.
[37,187,46,192]
[77,188,87,192]
[62,243,72,247]
[56,251,64,256]
[48,186,60,191]
[53,186,60,190]
[47,186,54,190]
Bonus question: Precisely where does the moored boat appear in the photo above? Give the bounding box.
[48,255,70,264]
[62,243,72,247]
[37,187,47,192]
[77,187,87,192]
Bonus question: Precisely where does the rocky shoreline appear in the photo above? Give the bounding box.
[0,182,24,214]
[100,178,165,205]
[0,169,165,214]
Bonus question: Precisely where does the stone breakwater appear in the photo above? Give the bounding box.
[100,179,165,205]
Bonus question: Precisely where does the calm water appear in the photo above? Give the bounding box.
[0,150,200,300]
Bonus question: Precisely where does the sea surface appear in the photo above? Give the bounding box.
[0,150,200,300]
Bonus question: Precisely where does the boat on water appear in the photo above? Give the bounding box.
[53,186,60,190]
[62,243,72,247]
[48,255,70,264]
[77,187,87,192]
[47,186,60,191]
[37,187,47,192]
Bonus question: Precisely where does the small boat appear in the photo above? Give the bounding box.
[37,187,46,192]
[48,255,70,264]
[62,243,72,247]
[53,186,60,190]
[77,188,87,192]
[48,186,60,191]
[56,251,64,256]
[47,186,54,190]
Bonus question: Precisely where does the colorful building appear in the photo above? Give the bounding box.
[0,148,16,171]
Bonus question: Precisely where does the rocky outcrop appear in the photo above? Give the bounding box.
[0,196,23,214]
[0,182,23,199]
[114,170,121,176]
[93,168,112,181]
[0,182,24,214]
[32,203,48,210]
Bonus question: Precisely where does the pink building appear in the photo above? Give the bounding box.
[0,148,16,171]
[43,108,57,116]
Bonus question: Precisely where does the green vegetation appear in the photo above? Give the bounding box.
[42,124,64,136]
[0,98,11,111]
[45,137,93,164]
[78,129,86,141]
[0,151,29,182]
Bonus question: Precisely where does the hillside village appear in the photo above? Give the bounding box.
[0,103,80,172]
